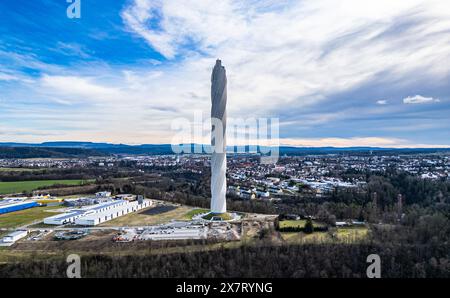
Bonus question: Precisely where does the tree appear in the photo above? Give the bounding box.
[304,218,314,234]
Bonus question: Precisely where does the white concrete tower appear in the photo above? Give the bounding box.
[210,59,227,214]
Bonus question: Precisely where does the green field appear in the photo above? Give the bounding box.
[281,226,369,244]
[183,208,209,220]
[335,227,369,242]
[0,168,46,172]
[201,212,233,220]
[0,179,94,194]
[279,219,327,229]
[0,205,62,228]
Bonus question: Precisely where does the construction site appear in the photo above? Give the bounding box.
[1,194,277,251]
[112,221,241,242]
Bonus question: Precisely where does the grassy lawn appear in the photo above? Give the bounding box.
[99,205,194,227]
[0,168,46,172]
[279,219,306,229]
[335,227,369,242]
[279,219,327,229]
[0,179,94,194]
[0,205,62,229]
[282,231,331,243]
[281,226,369,244]
[183,208,209,220]
[201,212,233,220]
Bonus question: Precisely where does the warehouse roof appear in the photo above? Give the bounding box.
[4,230,27,237]
[79,201,142,221]
[0,201,37,209]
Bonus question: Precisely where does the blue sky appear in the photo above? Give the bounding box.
[0,0,449,147]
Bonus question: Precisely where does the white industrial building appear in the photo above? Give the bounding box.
[44,199,152,226]
[44,210,86,225]
[75,199,151,226]
[2,230,28,243]
[44,200,129,225]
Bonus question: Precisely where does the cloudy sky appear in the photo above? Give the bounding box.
[0,0,449,147]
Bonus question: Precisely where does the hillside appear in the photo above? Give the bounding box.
[1,142,450,157]
[0,146,105,159]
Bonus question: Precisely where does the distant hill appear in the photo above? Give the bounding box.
[0,146,105,159]
[0,142,449,157]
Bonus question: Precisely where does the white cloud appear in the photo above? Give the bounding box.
[120,0,450,116]
[0,72,19,81]
[40,75,119,102]
[121,0,176,58]
[0,71,34,83]
[53,42,92,59]
[2,0,450,146]
[403,95,440,104]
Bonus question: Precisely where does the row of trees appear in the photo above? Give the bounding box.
[1,242,448,278]
[0,167,144,182]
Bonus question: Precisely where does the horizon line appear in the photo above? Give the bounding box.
[1,141,450,150]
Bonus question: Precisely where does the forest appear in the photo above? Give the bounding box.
[0,146,104,159]
[1,241,448,278]
[0,162,449,278]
